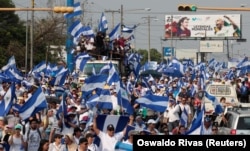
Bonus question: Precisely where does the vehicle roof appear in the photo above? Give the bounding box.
[87,59,119,64]
[227,109,250,116]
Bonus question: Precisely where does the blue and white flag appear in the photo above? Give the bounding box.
[18,87,48,121]
[119,84,134,115]
[186,104,205,135]
[121,25,137,33]
[75,26,95,38]
[1,56,16,71]
[50,68,69,86]
[135,94,168,112]
[97,89,113,109]
[56,94,68,120]
[64,2,83,19]
[180,107,188,127]
[30,61,46,76]
[5,68,24,82]
[109,23,120,41]
[98,12,108,33]
[75,53,91,72]
[96,115,129,133]
[82,74,108,92]
[204,92,223,114]
[0,83,16,116]
[68,20,83,37]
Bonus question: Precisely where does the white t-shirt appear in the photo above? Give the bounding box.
[24,127,44,151]
[48,142,67,151]
[98,131,123,151]
[9,135,25,151]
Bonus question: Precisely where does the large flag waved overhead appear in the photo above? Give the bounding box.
[18,87,48,121]
[98,12,108,33]
[64,2,83,19]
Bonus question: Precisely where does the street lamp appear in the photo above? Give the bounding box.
[142,16,156,62]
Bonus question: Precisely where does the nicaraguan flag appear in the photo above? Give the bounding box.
[121,25,137,33]
[109,23,120,41]
[75,26,95,38]
[82,74,108,92]
[1,56,16,71]
[204,92,223,114]
[0,83,16,116]
[98,12,108,32]
[135,94,168,112]
[30,61,47,75]
[68,20,83,37]
[186,104,205,135]
[18,87,48,121]
[64,2,83,19]
[75,53,91,72]
[96,115,129,133]
[180,107,188,127]
[50,68,69,86]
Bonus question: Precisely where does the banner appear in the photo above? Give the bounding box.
[200,41,224,52]
[165,14,241,38]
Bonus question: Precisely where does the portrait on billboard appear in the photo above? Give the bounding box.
[164,14,241,39]
[214,16,241,37]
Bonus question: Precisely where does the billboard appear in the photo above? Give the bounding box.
[163,47,174,57]
[200,41,224,52]
[165,14,241,39]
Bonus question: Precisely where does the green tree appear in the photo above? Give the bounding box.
[0,0,26,67]
[137,48,162,65]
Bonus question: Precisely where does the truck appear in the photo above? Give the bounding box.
[78,58,121,83]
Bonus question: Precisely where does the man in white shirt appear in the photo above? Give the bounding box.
[202,116,213,135]
[166,99,180,132]
[92,115,132,151]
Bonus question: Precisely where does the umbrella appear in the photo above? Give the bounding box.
[46,96,61,104]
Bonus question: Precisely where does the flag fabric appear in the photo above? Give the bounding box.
[135,94,168,112]
[75,53,91,72]
[82,74,108,92]
[1,56,16,71]
[0,83,16,116]
[186,104,205,135]
[121,25,137,33]
[18,87,48,121]
[98,12,108,32]
[68,20,83,37]
[50,68,69,86]
[96,115,129,133]
[75,26,95,38]
[109,23,120,41]
[97,89,113,109]
[180,107,188,127]
[64,2,83,19]
[118,84,134,115]
[204,92,223,114]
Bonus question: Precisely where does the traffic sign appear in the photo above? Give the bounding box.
[163,47,174,57]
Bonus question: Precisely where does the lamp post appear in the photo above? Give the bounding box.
[120,5,151,34]
[142,16,156,62]
[30,0,34,70]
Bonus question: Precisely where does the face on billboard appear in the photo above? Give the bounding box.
[164,14,241,39]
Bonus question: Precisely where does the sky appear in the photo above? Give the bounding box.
[12,0,250,62]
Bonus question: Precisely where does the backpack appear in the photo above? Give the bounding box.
[26,128,42,142]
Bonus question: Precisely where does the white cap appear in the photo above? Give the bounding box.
[147,119,156,124]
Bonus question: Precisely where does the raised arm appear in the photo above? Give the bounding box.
[93,114,100,135]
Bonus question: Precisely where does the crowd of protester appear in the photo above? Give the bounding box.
[2,68,250,151]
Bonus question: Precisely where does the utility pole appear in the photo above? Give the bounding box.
[66,0,74,73]
[120,4,123,34]
[25,10,29,75]
[30,0,34,70]
[104,9,120,29]
[142,16,156,62]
